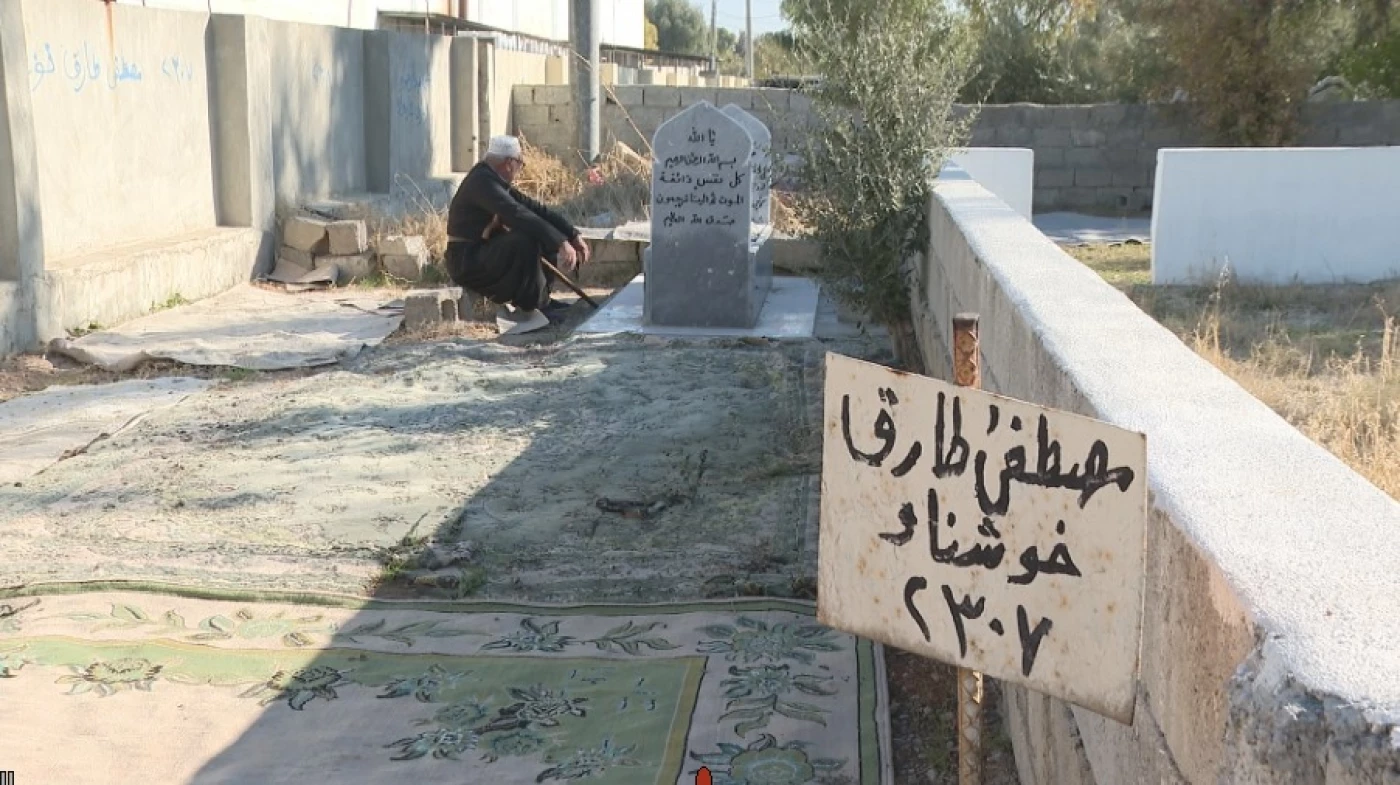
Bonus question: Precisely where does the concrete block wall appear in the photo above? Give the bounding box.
[914,166,1400,785]
[511,87,1400,214]
[0,0,537,355]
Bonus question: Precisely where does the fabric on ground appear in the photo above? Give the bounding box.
[49,285,403,372]
[0,587,890,785]
[0,377,212,484]
[0,335,826,601]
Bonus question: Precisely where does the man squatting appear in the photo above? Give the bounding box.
[444,135,591,329]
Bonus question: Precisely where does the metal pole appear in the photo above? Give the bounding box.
[710,0,718,74]
[587,0,600,161]
[952,313,984,785]
[745,0,754,82]
[570,0,601,162]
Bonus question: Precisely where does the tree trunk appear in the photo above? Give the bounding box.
[887,318,926,375]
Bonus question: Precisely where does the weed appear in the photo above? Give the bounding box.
[1069,242,1400,499]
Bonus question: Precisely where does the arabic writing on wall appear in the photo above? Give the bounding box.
[29,42,197,93]
[393,72,431,125]
[818,354,1148,719]
[653,122,749,231]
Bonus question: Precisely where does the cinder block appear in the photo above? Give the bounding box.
[996,126,1033,146]
[514,103,550,132]
[283,216,331,253]
[1074,168,1112,187]
[636,69,656,85]
[1089,104,1128,127]
[548,104,575,124]
[511,84,534,106]
[377,234,427,257]
[586,238,641,264]
[382,252,428,281]
[533,85,572,106]
[278,245,314,269]
[1071,128,1107,147]
[1036,168,1074,188]
[643,86,682,107]
[607,85,644,107]
[1033,187,1061,211]
[1066,147,1107,168]
[327,220,369,255]
[1033,128,1071,147]
[1035,147,1066,167]
[404,287,464,330]
[315,253,375,283]
[752,89,791,111]
[715,88,754,109]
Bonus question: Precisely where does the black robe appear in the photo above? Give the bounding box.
[443,161,579,311]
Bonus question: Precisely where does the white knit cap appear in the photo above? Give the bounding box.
[487,135,522,158]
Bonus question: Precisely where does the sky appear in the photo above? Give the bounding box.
[685,0,791,38]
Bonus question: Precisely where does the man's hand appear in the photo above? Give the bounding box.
[569,235,591,266]
[556,240,578,271]
[482,215,504,241]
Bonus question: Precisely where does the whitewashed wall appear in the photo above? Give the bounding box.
[1151,147,1400,284]
[949,147,1034,220]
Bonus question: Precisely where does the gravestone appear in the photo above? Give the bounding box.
[721,104,772,227]
[644,101,773,328]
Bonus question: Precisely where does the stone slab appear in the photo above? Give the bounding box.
[327,220,369,255]
[377,234,427,256]
[381,252,428,281]
[577,274,817,339]
[403,287,462,329]
[278,245,315,269]
[283,216,331,253]
[315,253,375,283]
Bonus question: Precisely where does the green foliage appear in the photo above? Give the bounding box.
[958,0,1171,103]
[645,0,709,54]
[788,0,978,366]
[1336,26,1400,98]
[753,31,812,78]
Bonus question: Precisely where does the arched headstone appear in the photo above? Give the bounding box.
[720,104,773,228]
[644,101,773,329]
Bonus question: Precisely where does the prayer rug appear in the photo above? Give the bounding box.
[0,585,890,785]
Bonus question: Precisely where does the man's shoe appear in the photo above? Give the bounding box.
[495,306,551,335]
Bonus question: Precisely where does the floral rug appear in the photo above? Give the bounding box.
[0,585,890,785]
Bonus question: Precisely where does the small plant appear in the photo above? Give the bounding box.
[785,0,979,371]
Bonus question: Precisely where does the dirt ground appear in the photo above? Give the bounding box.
[0,271,1023,784]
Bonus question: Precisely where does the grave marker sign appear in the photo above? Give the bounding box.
[817,352,1149,723]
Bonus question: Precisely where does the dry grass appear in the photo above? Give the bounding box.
[1067,242,1400,499]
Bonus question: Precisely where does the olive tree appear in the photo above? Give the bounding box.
[785,0,980,371]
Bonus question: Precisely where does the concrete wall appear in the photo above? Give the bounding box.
[365,30,453,193]
[949,147,1034,220]
[511,87,1400,214]
[24,0,219,259]
[1151,146,1400,285]
[0,0,540,356]
[267,20,367,206]
[915,164,1400,784]
[493,48,552,138]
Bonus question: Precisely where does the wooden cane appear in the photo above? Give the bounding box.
[540,257,599,309]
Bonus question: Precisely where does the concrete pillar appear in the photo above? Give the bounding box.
[0,0,46,348]
[477,38,494,157]
[208,14,275,277]
[450,36,480,171]
[363,31,391,193]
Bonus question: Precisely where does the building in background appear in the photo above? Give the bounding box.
[110,0,645,49]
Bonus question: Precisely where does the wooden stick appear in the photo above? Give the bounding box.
[952,312,984,785]
[540,257,599,309]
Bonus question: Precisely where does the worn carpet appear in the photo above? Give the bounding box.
[0,586,889,785]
